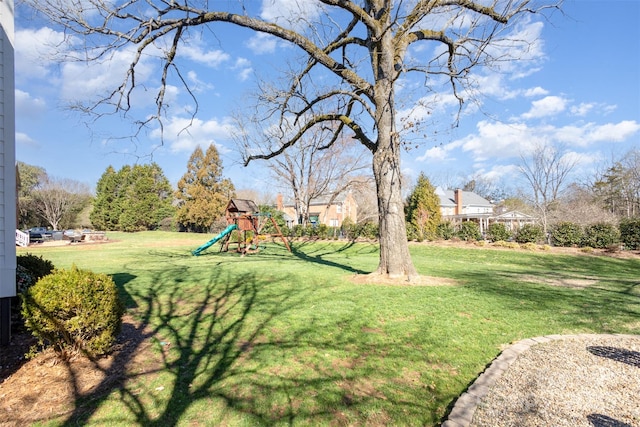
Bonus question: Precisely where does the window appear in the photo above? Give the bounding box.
[336,204,342,213]
[330,219,339,227]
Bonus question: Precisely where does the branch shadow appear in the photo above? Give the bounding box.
[587,413,634,427]
[290,242,372,274]
[587,346,640,368]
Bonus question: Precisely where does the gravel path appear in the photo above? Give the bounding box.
[445,334,640,427]
[470,335,640,427]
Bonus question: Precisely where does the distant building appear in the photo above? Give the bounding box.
[276,193,357,227]
[437,188,536,235]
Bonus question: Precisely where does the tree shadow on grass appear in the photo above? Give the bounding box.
[44,258,407,425]
[290,242,372,275]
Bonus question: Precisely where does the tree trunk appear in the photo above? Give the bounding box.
[368,14,419,281]
[372,140,419,280]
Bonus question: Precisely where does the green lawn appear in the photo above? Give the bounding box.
[20,232,640,426]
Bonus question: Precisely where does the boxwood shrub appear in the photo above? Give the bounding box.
[457,221,481,241]
[550,222,584,247]
[515,224,544,244]
[619,217,640,250]
[486,223,511,242]
[581,223,620,249]
[22,266,124,358]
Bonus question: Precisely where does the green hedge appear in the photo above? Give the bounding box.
[619,218,640,250]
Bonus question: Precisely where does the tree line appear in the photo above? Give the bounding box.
[18,144,237,233]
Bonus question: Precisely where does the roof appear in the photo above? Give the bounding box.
[436,188,493,208]
[494,210,536,220]
[279,192,352,208]
[227,199,259,213]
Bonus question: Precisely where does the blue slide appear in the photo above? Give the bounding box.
[192,224,237,256]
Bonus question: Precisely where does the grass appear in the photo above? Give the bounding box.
[19,232,640,426]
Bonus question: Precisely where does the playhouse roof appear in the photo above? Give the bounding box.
[227,199,259,214]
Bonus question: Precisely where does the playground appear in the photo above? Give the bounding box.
[192,199,290,256]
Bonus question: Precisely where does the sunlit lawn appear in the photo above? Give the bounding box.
[20,231,640,426]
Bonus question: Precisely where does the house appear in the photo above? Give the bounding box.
[437,188,536,235]
[1,0,17,345]
[276,193,357,227]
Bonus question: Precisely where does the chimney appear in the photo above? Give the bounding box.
[455,189,463,215]
[276,194,283,211]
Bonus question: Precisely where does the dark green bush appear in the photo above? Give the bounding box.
[17,253,54,282]
[436,221,456,240]
[355,221,379,240]
[486,223,511,242]
[619,218,640,250]
[515,224,544,244]
[582,223,620,249]
[457,221,481,241]
[22,266,124,358]
[550,222,584,247]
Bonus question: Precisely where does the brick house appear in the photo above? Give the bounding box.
[276,193,358,227]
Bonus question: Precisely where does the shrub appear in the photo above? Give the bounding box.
[22,266,124,358]
[550,222,584,247]
[619,217,640,250]
[486,223,511,242]
[520,242,538,251]
[15,265,35,295]
[17,253,54,282]
[436,221,456,240]
[457,221,481,241]
[515,224,544,244]
[582,223,620,249]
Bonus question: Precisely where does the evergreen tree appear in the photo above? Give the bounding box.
[91,164,174,231]
[175,144,235,232]
[90,166,121,230]
[118,164,175,231]
[405,173,442,241]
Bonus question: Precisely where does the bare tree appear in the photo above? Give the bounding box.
[519,143,577,233]
[31,177,92,230]
[27,0,558,280]
[263,128,370,225]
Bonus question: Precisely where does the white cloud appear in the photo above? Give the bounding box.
[179,41,230,67]
[458,121,543,161]
[232,58,253,81]
[570,102,594,117]
[59,47,155,104]
[246,32,279,55]
[521,95,568,119]
[523,87,549,97]
[16,132,39,148]
[15,27,67,81]
[260,0,322,29]
[150,116,238,153]
[477,164,520,182]
[583,120,640,143]
[15,89,47,118]
[417,145,453,162]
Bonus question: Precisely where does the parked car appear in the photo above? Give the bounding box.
[25,227,53,243]
[63,229,85,243]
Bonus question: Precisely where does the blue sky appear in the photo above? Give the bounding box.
[14,0,640,196]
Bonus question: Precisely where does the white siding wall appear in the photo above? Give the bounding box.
[0,0,16,298]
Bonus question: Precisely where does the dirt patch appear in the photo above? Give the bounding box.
[349,273,459,287]
[0,315,163,426]
[520,275,599,289]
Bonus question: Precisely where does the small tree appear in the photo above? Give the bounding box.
[175,145,235,233]
[405,173,441,241]
[31,177,91,230]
